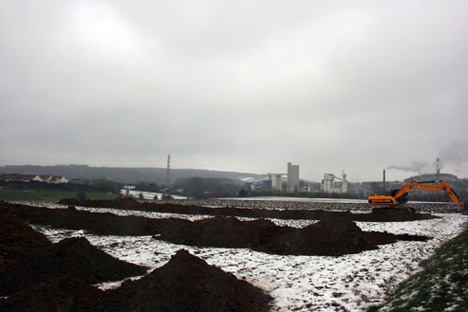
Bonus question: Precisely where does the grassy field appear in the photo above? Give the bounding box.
[368,222,468,312]
[0,189,118,201]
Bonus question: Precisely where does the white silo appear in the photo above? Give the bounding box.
[323,174,335,193]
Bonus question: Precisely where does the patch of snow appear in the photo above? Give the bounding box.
[219,197,369,204]
[122,190,187,200]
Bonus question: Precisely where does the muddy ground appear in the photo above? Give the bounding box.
[59,197,435,221]
[168,198,464,214]
[5,201,428,256]
[0,203,272,312]
[0,206,51,272]
[0,198,437,311]
[155,215,428,256]
[0,236,147,296]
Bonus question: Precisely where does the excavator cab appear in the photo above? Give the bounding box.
[388,189,408,202]
[396,192,408,204]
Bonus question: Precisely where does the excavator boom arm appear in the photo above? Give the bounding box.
[438,181,464,208]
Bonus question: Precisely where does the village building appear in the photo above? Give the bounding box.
[0,173,69,184]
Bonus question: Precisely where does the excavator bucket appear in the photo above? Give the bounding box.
[463,202,468,215]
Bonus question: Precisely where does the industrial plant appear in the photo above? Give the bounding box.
[244,163,352,195]
[240,158,468,202]
[321,172,348,194]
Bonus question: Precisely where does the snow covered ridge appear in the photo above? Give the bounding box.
[30,200,468,312]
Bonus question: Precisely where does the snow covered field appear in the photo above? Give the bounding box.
[33,203,467,312]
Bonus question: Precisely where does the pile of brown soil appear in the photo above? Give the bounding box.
[279,218,397,256]
[0,275,108,312]
[0,250,272,312]
[156,216,409,256]
[59,198,435,221]
[0,237,148,296]
[60,196,142,209]
[8,202,188,236]
[6,202,429,256]
[1,203,273,311]
[106,249,272,312]
[0,203,51,272]
[154,216,279,249]
[450,272,468,282]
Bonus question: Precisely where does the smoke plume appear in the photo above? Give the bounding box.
[437,141,468,175]
[387,141,468,177]
[386,160,436,174]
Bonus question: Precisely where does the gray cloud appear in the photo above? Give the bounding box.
[1,0,468,181]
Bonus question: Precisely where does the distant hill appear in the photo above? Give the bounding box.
[404,173,461,183]
[0,165,264,185]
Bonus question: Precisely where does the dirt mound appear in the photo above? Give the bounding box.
[9,202,183,236]
[60,197,141,210]
[6,201,428,256]
[395,234,430,242]
[0,237,147,296]
[106,249,272,312]
[156,216,409,256]
[155,216,279,249]
[0,250,272,312]
[279,219,395,256]
[0,203,52,272]
[0,275,108,312]
[59,198,435,221]
[450,272,468,282]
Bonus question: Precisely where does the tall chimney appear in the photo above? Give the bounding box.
[383,169,386,192]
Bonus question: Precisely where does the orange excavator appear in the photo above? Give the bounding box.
[368,180,467,214]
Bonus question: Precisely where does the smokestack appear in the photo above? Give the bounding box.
[436,158,440,180]
[383,169,386,192]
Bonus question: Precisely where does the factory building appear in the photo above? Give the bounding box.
[287,162,300,192]
[267,173,283,191]
[321,172,348,193]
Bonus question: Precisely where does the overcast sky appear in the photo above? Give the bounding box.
[1,0,467,182]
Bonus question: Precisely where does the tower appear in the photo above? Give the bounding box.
[268,173,283,191]
[287,162,300,192]
[322,174,335,193]
[166,154,171,186]
[341,171,348,193]
[383,169,386,192]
